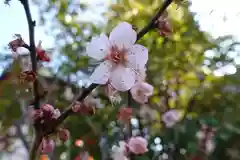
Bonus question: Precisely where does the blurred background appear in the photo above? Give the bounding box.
[0,0,240,160]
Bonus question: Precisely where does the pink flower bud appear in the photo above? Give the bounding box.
[58,128,70,142]
[8,34,25,53]
[41,138,55,153]
[130,82,153,104]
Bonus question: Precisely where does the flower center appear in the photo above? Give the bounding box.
[106,46,127,65]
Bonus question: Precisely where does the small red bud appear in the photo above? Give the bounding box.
[37,48,50,62]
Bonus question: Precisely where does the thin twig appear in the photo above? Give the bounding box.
[21,0,40,109]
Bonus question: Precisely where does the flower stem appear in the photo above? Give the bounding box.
[21,0,40,109]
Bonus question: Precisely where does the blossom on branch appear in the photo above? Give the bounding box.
[86,22,148,91]
[30,104,60,125]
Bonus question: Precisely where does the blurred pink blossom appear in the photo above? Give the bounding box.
[128,136,148,154]
[130,82,153,104]
[162,109,181,128]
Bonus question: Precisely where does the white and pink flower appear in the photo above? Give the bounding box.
[86,22,148,91]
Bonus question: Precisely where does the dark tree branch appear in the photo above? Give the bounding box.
[21,0,40,109]
[20,0,42,159]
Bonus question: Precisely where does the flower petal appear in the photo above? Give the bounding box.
[90,61,112,84]
[127,44,148,70]
[110,66,136,91]
[140,82,154,96]
[109,22,137,49]
[86,34,110,60]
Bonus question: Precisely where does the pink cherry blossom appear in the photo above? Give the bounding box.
[128,136,148,154]
[162,109,181,128]
[41,138,55,153]
[130,82,153,104]
[86,22,148,91]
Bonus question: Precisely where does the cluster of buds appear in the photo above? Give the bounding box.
[156,12,172,37]
[30,104,60,127]
[8,35,50,83]
[117,107,133,123]
[196,124,216,154]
